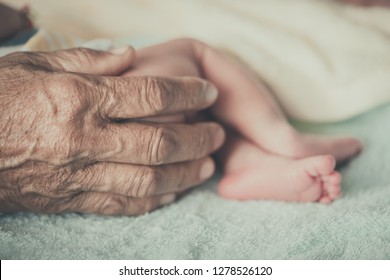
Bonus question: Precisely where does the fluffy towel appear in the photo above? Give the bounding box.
[1,0,390,259]
[3,0,390,121]
[1,103,390,259]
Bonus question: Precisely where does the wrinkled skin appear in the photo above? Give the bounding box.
[0,47,224,215]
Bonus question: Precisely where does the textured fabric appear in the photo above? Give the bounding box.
[1,0,390,260]
[3,0,390,121]
[1,103,390,259]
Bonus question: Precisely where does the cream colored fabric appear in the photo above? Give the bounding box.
[4,0,390,122]
[22,29,76,51]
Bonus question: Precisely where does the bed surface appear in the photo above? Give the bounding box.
[1,103,390,259]
[1,0,390,259]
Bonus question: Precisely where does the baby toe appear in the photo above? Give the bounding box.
[318,196,333,204]
[322,171,341,184]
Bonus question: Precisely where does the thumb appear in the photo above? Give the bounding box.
[44,46,136,75]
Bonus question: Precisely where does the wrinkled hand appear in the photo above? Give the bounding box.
[0,47,224,215]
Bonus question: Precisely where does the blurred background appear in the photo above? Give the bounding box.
[3,0,390,40]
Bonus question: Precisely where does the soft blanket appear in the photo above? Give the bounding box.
[1,104,390,259]
[1,0,390,259]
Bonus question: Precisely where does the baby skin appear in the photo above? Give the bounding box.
[122,38,362,203]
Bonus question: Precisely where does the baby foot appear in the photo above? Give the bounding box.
[256,124,363,163]
[218,137,341,203]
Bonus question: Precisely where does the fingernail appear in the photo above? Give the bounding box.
[204,82,218,103]
[213,127,225,150]
[159,194,176,206]
[199,158,215,180]
[110,46,130,55]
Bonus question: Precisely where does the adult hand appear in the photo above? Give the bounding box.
[0,47,224,215]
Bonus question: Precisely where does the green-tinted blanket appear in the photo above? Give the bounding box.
[1,103,390,259]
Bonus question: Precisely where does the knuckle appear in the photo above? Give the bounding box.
[73,47,95,58]
[40,125,81,164]
[73,48,96,66]
[15,162,76,199]
[139,77,171,114]
[45,73,90,121]
[96,195,157,216]
[35,196,73,214]
[98,195,128,215]
[55,48,96,70]
[74,162,103,190]
[48,134,80,164]
[192,129,209,157]
[174,165,189,190]
[41,73,99,163]
[135,167,164,197]
[148,127,177,164]
[26,196,58,213]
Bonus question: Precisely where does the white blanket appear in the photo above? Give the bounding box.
[2,0,390,260]
[4,0,390,122]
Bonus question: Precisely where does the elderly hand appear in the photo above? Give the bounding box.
[0,47,224,215]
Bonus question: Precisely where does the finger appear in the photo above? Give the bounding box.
[73,157,215,197]
[64,191,176,216]
[41,46,135,75]
[87,122,225,165]
[97,76,218,119]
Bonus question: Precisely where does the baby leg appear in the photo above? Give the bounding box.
[197,42,363,162]
[123,38,362,162]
